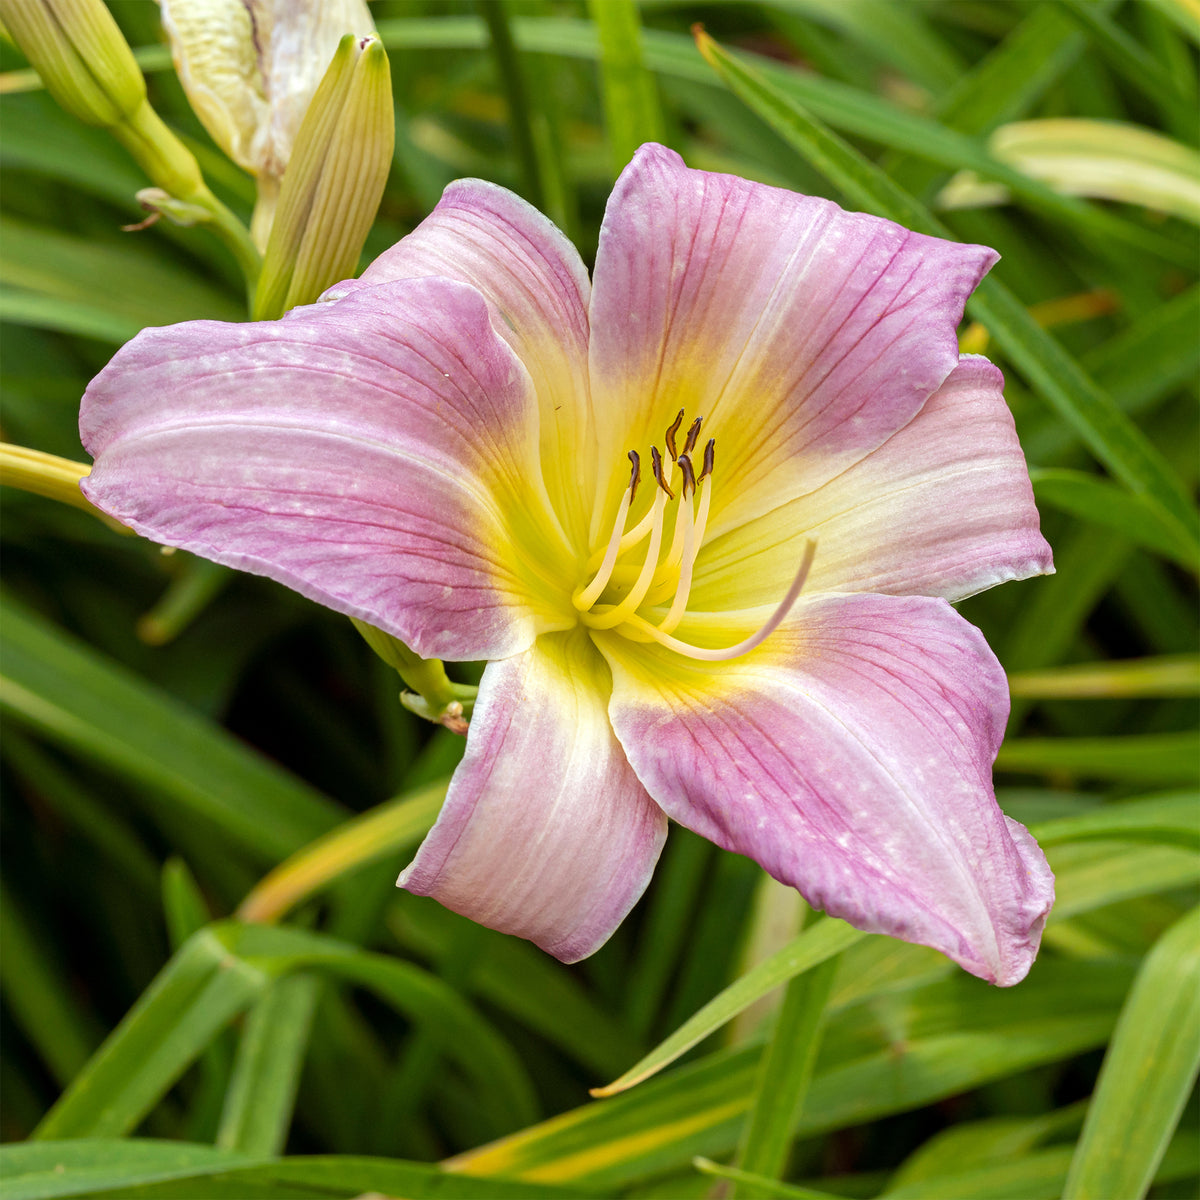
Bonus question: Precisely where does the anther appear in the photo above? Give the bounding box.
[700,438,715,480]
[627,449,641,500]
[650,446,675,500]
[677,453,697,500]
[664,410,685,461]
[682,416,703,457]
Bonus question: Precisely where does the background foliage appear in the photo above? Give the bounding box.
[1,2,1198,1197]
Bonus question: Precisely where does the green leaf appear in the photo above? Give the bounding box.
[0,216,241,326]
[769,0,965,93]
[996,732,1200,784]
[0,1141,602,1200]
[1049,841,1200,922]
[888,1102,1088,1189]
[694,1157,844,1200]
[940,119,1200,225]
[1142,0,1200,44]
[1030,469,1200,570]
[1008,654,1200,700]
[1064,905,1200,1200]
[587,0,663,176]
[161,858,213,951]
[691,30,1199,545]
[451,960,1130,1189]
[392,902,642,1079]
[0,880,101,1087]
[592,917,865,1097]
[0,598,344,864]
[1032,792,1200,852]
[734,922,841,1197]
[0,1140,262,1200]
[33,929,269,1140]
[1061,0,1199,118]
[236,779,447,923]
[0,288,147,343]
[219,923,540,1130]
[1084,283,1200,415]
[216,974,320,1156]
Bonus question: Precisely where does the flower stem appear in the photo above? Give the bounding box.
[476,0,544,211]
[0,443,129,534]
[111,101,261,296]
[351,619,476,734]
[732,910,840,1199]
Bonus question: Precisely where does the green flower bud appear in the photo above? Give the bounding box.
[252,32,393,320]
[0,0,145,127]
[159,0,374,246]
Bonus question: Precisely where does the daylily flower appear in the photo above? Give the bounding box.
[80,145,1056,985]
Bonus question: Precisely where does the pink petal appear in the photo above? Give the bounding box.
[691,356,1054,610]
[587,144,998,537]
[600,595,1054,985]
[361,179,595,545]
[399,632,667,962]
[81,277,574,662]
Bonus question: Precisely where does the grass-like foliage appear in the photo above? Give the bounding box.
[1,2,1197,1198]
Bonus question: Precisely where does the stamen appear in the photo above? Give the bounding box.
[682,417,703,457]
[657,452,697,578]
[623,540,817,661]
[700,437,715,480]
[664,409,685,461]
[584,489,670,629]
[574,451,640,611]
[677,453,697,499]
[627,448,641,501]
[650,446,674,500]
[656,465,712,634]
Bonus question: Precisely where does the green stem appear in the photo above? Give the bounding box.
[587,0,665,176]
[351,619,476,733]
[112,102,260,297]
[733,912,840,1199]
[477,0,544,210]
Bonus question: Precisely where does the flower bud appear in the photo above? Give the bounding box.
[0,0,145,127]
[159,0,374,243]
[252,32,393,320]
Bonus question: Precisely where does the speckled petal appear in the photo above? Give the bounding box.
[600,593,1054,986]
[81,276,574,662]
[400,631,668,962]
[690,356,1054,610]
[587,144,997,545]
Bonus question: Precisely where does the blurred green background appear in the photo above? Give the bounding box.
[1,2,1197,1198]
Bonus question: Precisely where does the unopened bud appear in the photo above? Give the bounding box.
[160,0,374,245]
[0,0,145,127]
[253,33,393,320]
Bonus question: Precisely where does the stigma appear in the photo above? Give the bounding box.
[573,411,815,662]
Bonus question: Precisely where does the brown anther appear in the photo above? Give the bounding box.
[664,409,685,461]
[683,416,703,456]
[678,453,697,499]
[627,449,641,500]
[700,438,715,480]
[650,446,675,499]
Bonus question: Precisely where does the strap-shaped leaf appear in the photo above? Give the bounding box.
[1063,905,1200,1200]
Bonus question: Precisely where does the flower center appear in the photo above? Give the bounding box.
[572,411,816,662]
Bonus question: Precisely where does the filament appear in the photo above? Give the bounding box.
[620,540,817,661]
[574,452,639,611]
[584,490,669,629]
[656,471,712,635]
